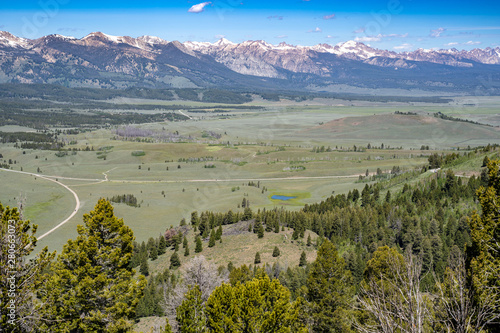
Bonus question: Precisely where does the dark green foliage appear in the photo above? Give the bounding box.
[208,229,216,248]
[107,193,140,207]
[242,207,253,221]
[466,159,500,330]
[273,246,281,257]
[215,225,223,241]
[39,199,146,332]
[176,285,206,333]
[170,251,181,269]
[254,252,261,264]
[195,236,203,253]
[307,240,354,332]
[135,278,164,318]
[158,235,167,255]
[150,246,158,261]
[184,244,190,257]
[299,251,307,267]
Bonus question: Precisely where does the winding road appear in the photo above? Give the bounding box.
[1,166,365,240]
[0,168,83,240]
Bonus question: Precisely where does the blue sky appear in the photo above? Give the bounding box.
[1,0,499,50]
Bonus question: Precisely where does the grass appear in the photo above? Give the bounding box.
[146,222,319,277]
[1,99,498,253]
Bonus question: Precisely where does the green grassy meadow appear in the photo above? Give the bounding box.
[1,97,499,253]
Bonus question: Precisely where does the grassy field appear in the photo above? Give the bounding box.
[1,97,498,252]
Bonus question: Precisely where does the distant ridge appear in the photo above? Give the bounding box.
[0,31,499,94]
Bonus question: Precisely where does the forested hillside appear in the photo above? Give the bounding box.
[1,154,499,332]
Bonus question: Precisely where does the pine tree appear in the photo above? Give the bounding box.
[254,252,261,264]
[385,190,391,203]
[39,199,146,332]
[158,235,166,255]
[299,251,307,267]
[307,239,354,332]
[164,317,173,333]
[195,236,203,253]
[191,211,199,226]
[242,207,253,221]
[0,202,55,332]
[466,159,500,330]
[183,235,188,248]
[208,229,216,248]
[307,234,312,246]
[140,255,149,276]
[150,246,158,261]
[184,244,190,257]
[170,251,181,269]
[205,274,308,332]
[215,224,223,240]
[176,285,207,333]
[273,246,280,257]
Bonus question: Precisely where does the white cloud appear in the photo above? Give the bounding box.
[214,34,225,39]
[323,14,336,20]
[393,43,413,50]
[353,27,365,34]
[430,27,446,37]
[465,40,481,45]
[446,42,459,46]
[355,36,381,42]
[276,35,288,39]
[385,33,408,38]
[326,35,336,39]
[307,27,322,33]
[188,2,212,13]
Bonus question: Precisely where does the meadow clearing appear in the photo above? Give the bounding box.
[1,96,499,252]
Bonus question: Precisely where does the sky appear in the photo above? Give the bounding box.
[1,0,499,51]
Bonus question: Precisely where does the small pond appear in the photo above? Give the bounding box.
[271,195,297,201]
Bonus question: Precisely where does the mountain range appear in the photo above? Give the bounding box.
[1,31,499,94]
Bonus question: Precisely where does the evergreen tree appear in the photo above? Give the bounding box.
[39,199,146,332]
[205,274,308,332]
[158,235,166,255]
[140,255,149,276]
[184,244,190,257]
[170,251,181,269]
[176,285,207,333]
[0,202,55,332]
[299,251,307,267]
[242,207,253,221]
[273,246,280,257]
[274,220,280,233]
[150,246,158,261]
[257,222,264,238]
[164,318,173,333]
[307,234,312,246]
[183,235,188,248]
[191,211,199,226]
[361,184,371,207]
[208,229,216,248]
[195,236,203,253]
[467,159,500,330]
[215,225,223,240]
[385,190,391,203]
[307,239,354,332]
[254,252,261,264]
